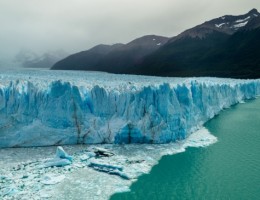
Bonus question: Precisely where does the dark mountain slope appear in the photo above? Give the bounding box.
[95,35,168,73]
[133,31,229,75]
[52,44,123,70]
[132,9,260,78]
[52,35,169,71]
[136,27,260,78]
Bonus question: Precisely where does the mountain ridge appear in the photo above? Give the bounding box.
[52,35,169,71]
[52,9,260,78]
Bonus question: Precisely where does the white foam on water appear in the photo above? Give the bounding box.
[184,127,218,148]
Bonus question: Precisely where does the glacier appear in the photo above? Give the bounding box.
[0,69,260,147]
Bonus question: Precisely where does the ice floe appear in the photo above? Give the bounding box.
[0,127,217,199]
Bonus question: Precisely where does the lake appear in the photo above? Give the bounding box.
[111,98,260,200]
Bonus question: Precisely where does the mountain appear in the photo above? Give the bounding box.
[51,44,123,71]
[52,35,169,72]
[172,8,259,40]
[15,50,67,69]
[52,9,260,78]
[134,9,260,78]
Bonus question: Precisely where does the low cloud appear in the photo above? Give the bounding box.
[0,0,259,68]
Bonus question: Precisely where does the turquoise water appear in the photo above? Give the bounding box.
[111,98,260,200]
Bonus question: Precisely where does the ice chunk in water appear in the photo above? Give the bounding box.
[41,174,66,185]
[56,146,73,161]
[44,146,72,167]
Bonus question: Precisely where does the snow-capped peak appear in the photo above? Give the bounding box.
[213,9,260,32]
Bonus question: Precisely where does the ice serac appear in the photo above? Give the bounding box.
[0,70,260,147]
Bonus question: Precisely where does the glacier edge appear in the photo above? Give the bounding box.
[0,70,259,147]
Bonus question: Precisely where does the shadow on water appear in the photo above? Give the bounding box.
[110,98,260,200]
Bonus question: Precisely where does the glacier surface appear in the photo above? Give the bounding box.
[0,69,260,147]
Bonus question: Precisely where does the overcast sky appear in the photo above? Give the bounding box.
[0,0,259,67]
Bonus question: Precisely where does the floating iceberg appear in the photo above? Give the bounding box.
[44,146,72,167]
[55,146,73,162]
[88,159,130,179]
[0,69,259,147]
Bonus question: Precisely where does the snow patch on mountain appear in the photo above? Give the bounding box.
[233,21,249,28]
[235,16,251,23]
[215,23,226,28]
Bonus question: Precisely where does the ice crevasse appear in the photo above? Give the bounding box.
[0,70,259,147]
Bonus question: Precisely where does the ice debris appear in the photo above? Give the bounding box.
[0,128,217,199]
[56,146,73,161]
[41,174,66,185]
[88,160,129,180]
[44,146,73,167]
[80,152,96,161]
[93,147,114,157]
[2,187,19,197]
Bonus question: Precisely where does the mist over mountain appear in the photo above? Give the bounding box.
[15,50,67,69]
[52,9,260,78]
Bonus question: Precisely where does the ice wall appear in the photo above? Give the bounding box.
[0,70,260,147]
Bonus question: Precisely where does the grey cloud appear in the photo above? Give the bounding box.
[0,0,259,68]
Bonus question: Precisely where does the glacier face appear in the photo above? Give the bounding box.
[0,69,260,147]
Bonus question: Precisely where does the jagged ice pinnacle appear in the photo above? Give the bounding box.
[0,69,259,147]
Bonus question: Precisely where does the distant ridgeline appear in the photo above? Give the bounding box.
[52,9,260,79]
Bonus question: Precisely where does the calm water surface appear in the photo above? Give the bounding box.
[111,98,260,200]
